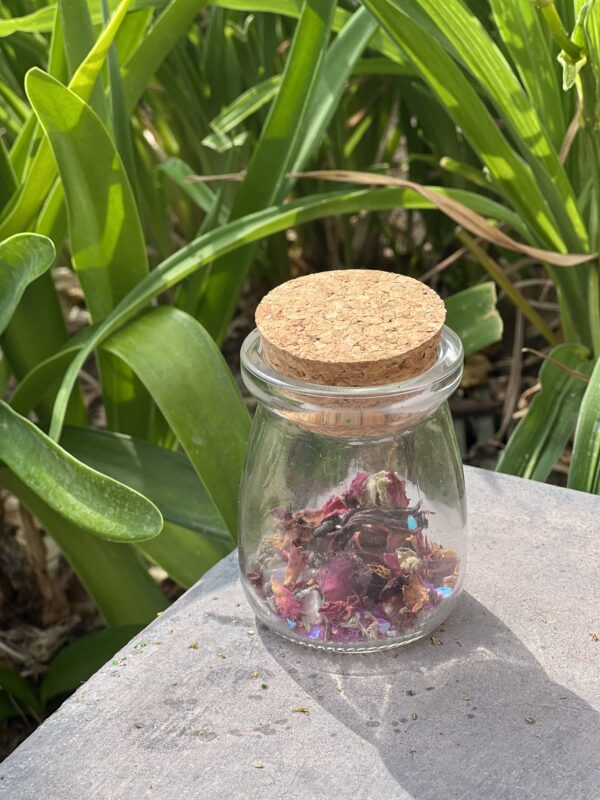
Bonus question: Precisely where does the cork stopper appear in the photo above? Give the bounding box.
[255,270,446,387]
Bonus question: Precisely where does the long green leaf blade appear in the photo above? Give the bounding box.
[0,400,162,542]
[568,356,600,493]
[498,344,592,482]
[102,306,251,536]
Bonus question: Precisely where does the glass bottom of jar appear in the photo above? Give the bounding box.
[242,581,462,653]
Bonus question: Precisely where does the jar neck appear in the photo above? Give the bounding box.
[241,326,463,436]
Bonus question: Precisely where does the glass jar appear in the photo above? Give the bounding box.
[238,325,466,652]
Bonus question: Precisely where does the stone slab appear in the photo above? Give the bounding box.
[1,467,599,800]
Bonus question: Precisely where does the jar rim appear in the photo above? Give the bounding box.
[241,325,464,400]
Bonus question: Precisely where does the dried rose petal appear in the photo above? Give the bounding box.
[317,554,360,602]
[345,471,369,506]
[271,578,303,620]
[284,545,308,586]
[403,573,430,614]
[320,494,348,520]
[386,472,409,508]
[320,594,360,622]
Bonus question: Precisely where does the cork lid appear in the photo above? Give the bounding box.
[255,270,446,387]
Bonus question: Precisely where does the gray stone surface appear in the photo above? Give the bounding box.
[1,467,599,800]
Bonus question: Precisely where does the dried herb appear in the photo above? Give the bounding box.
[246,471,459,645]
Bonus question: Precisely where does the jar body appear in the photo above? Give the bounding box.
[238,395,467,652]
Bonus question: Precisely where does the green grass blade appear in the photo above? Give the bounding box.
[497,344,593,482]
[491,0,565,150]
[195,0,337,343]
[43,183,531,440]
[288,6,378,174]
[568,356,600,493]
[158,157,224,217]
[445,283,503,357]
[0,233,55,337]
[0,399,163,542]
[202,74,280,151]
[0,469,166,624]
[102,306,250,537]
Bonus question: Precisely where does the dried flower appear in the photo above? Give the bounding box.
[403,573,430,614]
[284,545,308,586]
[247,470,459,645]
[386,472,409,508]
[271,578,303,620]
[317,554,360,602]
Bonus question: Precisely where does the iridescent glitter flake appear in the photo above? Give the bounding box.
[247,471,460,644]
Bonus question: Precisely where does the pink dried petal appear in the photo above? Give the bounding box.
[271,578,303,620]
[284,545,308,586]
[319,594,360,622]
[320,494,348,520]
[345,470,369,505]
[383,553,401,573]
[317,555,359,602]
[386,472,409,508]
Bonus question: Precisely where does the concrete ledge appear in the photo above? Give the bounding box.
[1,467,599,799]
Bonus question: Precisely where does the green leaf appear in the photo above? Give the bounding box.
[0,234,55,338]
[0,0,133,239]
[0,400,162,543]
[405,0,586,251]
[289,6,378,174]
[0,7,57,37]
[121,0,210,111]
[498,344,593,482]
[202,74,281,151]
[0,137,18,213]
[102,307,251,537]
[40,626,142,705]
[59,0,107,120]
[361,0,592,344]
[195,0,337,343]
[491,0,565,150]
[568,355,600,492]
[44,183,529,440]
[361,0,566,252]
[61,426,230,539]
[0,667,40,714]
[26,68,152,436]
[159,157,225,218]
[0,468,167,625]
[445,283,503,357]
[26,69,148,322]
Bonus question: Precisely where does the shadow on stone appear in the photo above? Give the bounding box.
[260,592,600,800]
